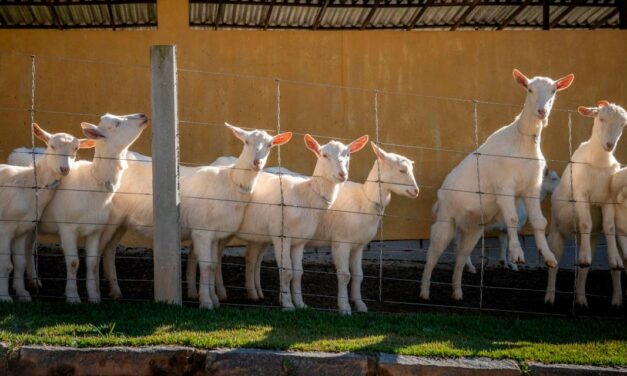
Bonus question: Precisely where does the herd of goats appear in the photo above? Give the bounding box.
[0,68,626,315]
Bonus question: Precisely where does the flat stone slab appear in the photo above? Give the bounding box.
[8,345,205,376]
[528,362,627,375]
[205,348,375,376]
[378,353,521,376]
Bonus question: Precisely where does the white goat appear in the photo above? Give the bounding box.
[611,167,627,305]
[1,123,94,301]
[246,143,418,314]
[420,69,574,301]
[96,124,292,307]
[545,101,627,307]
[38,113,148,303]
[192,134,369,310]
[464,168,561,273]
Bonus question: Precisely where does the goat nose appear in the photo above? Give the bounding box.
[538,109,546,117]
[338,171,346,179]
[60,166,69,176]
[607,142,614,150]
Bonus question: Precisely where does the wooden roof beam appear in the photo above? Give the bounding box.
[450,0,480,31]
[406,0,433,31]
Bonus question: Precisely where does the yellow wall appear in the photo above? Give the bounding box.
[0,0,626,244]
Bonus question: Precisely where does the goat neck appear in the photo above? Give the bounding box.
[362,161,392,213]
[229,157,260,195]
[90,144,128,193]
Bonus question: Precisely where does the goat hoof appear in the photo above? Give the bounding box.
[66,296,81,304]
[544,295,555,305]
[451,291,463,301]
[17,295,31,302]
[29,279,42,289]
[88,297,101,304]
[575,296,588,308]
[199,301,214,310]
[611,297,623,308]
[419,291,430,301]
[545,260,557,268]
[339,308,352,316]
[354,301,368,313]
[282,306,296,312]
[109,289,123,300]
[0,296,13,303]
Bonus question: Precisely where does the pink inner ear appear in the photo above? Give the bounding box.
[349,135,369,153]
[556,74,574,90]
[513,69,528,88]
[304,135,320,154]
[272,132,292,145]
[597,100,610,108]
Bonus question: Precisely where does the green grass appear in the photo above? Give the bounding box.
[0,302,625,366]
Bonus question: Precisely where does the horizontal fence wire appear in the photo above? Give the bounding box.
[0,52,624,320]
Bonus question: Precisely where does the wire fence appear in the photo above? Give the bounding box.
[0,50,625,319]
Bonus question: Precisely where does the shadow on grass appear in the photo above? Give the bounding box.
[0,301,625,365]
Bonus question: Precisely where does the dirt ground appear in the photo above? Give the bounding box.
[29,246,627,319]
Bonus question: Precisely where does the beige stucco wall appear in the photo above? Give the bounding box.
[0,0,625,245]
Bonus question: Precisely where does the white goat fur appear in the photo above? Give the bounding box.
[191,143,418,314]
[96,125,292,308]
[37,113,148,304]
[255,143,418,314]
[463,169,560,273]
[191,135,370,310]
[420,69,574,302]
[1,124,93,301]
[545,101,627,308]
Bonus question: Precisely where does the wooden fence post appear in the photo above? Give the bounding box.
[150,45,182,305]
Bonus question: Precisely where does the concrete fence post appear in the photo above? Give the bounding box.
[150,45,182,305]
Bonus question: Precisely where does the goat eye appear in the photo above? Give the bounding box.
[50,145,56,150]
[528,89,532,93]
[245,140,249,145]
[322,154,328,158]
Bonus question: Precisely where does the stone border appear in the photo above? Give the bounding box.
[0,343,625,376]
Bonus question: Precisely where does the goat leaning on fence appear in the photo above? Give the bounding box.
[97,124,292,309]
[1,124,94,302]
[545,101,627,308]
[190,134,369,310]
[463,168,561,273]
[420,69,574,302]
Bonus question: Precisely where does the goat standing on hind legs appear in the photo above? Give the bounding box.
[545,101,627,308]
[420,69,574,302]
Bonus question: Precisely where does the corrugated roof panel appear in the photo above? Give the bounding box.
[223,4,267,26]
[419,6,461,27]
[0,2,156,29]
[371,7,415,28]
[270,5,319,27]
[190,3,218,24]
[321,7,370,28]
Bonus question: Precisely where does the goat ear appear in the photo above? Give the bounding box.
[79,139,97,149]
[555,73,574,91]
[512,69,529,89]
[32,123,51,143]
[81,122,106,139]
[348,135,369,154]
[224,122,248,142]
[597,100,610,108]
[272,131,292,146]
[370,141,387,160]
[304,134,321,157]
[577,106,598,118]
